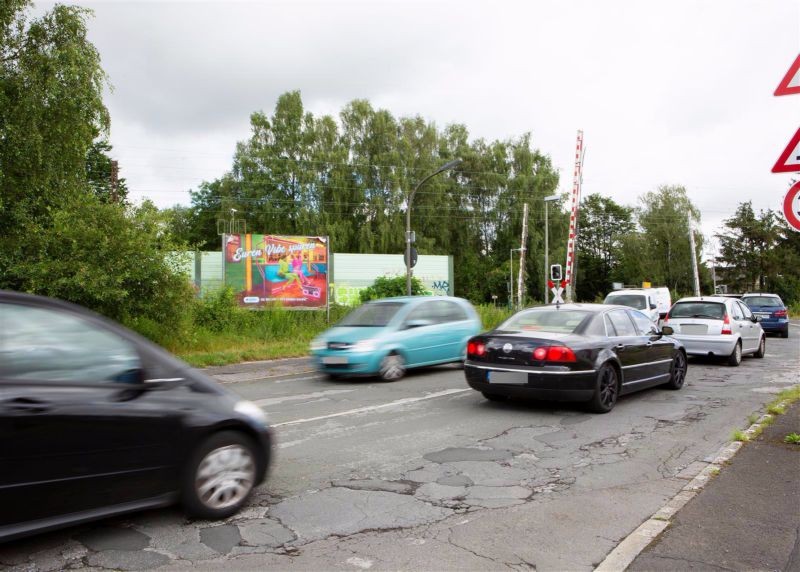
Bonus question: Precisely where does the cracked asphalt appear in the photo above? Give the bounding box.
[1,334,798,571]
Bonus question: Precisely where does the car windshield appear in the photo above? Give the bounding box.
[604,294,647,310]
[742,296,782,307]
[499,309,589,333]
[338,302,404,327]
[670,302,725,319]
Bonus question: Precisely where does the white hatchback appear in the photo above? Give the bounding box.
[663,296,765,366]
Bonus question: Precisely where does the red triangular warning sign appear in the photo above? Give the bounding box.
[775,54,800,96]
[773,128,800,173]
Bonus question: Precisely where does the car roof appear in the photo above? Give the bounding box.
[742,293,781,298]
[369,295,470,305]
[674,296,733,303]
[517,303,635,314]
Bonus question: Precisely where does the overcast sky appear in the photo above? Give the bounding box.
[39,0,800,250]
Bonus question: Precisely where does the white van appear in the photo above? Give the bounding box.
[603,288,671,324]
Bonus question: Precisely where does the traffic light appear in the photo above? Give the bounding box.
[550,264,562,282]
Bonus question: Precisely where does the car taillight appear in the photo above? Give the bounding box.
[467,341,486,357]
[543,346,577,363]
[774,309,787,318]
[663,314,670,324]
[533,347,547,360]
[721,313,732,335]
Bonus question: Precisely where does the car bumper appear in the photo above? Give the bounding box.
[464,363,596,401]
[310,351,383,375]
[671,334,738,356]
[758,320,788,333]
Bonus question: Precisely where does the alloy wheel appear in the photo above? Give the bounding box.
[380,354,405,381]
[598,367,618,409]
[195,444,256,510]
[670,352,687,388]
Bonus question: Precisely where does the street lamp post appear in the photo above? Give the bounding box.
[543,194,559,304]
[510,248,522,310]
[406,159,462,295]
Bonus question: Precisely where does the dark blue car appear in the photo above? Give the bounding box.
[742,293,789,338]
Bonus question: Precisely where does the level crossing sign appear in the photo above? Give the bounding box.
[784,181,800,232]
[548,279,566,304]
[775,54,800,96]
[773,128,800,173]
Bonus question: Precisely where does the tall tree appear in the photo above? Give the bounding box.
[574,194,634,300]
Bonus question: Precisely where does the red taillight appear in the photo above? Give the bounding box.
[663,314,670,324]
[532,345,576,362]
[721,313,732,335]
[467,341,485,357]
[774,309,787,318]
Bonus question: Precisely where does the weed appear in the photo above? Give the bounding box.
[784,433,800,445]
[731,429,749,442]
[709,467,720,476]
[747,413,759,425]
[767,403,786,416]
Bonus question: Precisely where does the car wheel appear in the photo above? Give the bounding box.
[183,431,258,520]
[379,352,406,381]
[781,329,789,339]
[665,351,687,389]
[587,364,619,413]
[754,336,766,358]
[727,341,742,367]
[481,391,507,402]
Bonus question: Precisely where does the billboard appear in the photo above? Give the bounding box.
[224,234,328,308]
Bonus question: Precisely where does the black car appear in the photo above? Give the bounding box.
[0,291,272,542]
[464,304,687,413]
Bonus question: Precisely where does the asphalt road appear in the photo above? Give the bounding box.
[1,329,798,571]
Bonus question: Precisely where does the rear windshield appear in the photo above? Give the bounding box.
[604,294,647,310]
[670,302,725,320]
[742,296,782,307]
[499,309,589,333]
[339,302,404,327]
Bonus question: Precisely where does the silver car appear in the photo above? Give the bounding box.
[663,296,765,366]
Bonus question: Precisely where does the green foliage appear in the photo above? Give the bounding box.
[359,275,426,302]
[731,429,748,442]
[86,139,128,203]
[784,433,800,445]
[475,304,513,331]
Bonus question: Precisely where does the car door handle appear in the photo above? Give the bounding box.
[4,397,50,414]
[645,342,654,347]
[615,344,626,352]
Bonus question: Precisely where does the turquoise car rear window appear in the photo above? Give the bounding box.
[339,302,404,327]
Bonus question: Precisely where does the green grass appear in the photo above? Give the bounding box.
[784,433,800,445]
[731,429,749,442]
[130,289,517,368]
[747,413,760,425]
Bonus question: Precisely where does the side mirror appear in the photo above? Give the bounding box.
[661,325,674,336]
[750,316,758,323]
[404,319,433,329]
[650,303,657,310]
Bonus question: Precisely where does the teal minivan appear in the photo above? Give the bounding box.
[310,296,482,380]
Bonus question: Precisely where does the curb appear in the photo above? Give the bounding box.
[594,399,793,571]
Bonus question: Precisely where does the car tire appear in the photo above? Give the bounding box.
[754,336,766,358]
[781,329,789,339]
[727,341,742,367]
[379,352,406,381]
[481,391,507,402]
[586,364,620,413]
[182,431,258,520]
[665,351,687,390]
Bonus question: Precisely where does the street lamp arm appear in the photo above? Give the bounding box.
[408,158,462,205]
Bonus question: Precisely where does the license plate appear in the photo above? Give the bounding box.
[680,324,708,335]
[756,313,770,318]
[488,371,528,384]
[322,356,348,365]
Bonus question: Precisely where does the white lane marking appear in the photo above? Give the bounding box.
[272,388,472,428]
[213,369,317,384]
[253,389,355,407]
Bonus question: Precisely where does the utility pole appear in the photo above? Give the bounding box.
[110,160,119,203]
[688,222,701,296]
[517,203,529,308]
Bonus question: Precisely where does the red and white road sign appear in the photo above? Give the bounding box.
[775,54,800,96]
[772,128,800,173]
[783,181,800,232]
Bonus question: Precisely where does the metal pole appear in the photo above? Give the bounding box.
[544,201,549,304]
[405,159,462,295]
[688,222,701,297]
[517,203,529,309]
[509,249,514,310]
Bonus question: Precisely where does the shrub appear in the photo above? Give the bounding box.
[359,275,426,302]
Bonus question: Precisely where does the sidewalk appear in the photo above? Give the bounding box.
[629,400,800,571]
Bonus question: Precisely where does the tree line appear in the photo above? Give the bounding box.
[2,0,798,340]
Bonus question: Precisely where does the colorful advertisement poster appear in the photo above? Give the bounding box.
[224,234,328,308]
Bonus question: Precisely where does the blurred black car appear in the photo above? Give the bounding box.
[0,291,272,542]
[464,304,687,413]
